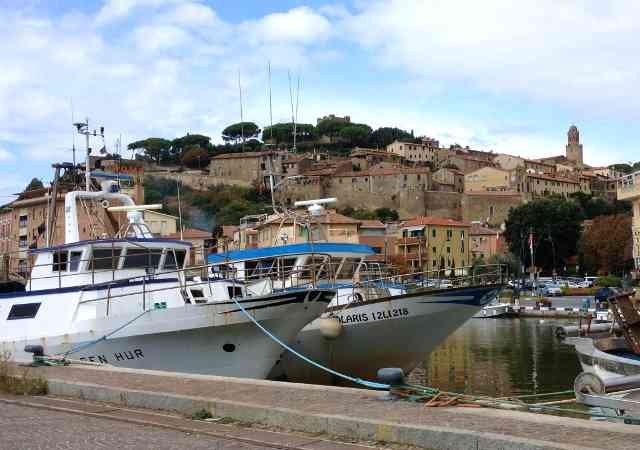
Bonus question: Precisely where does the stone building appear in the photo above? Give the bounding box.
[385,140,445,165]
[395,216,471,272]
[617,171,640,274]
[433,168,465,193]
[538,125,585,169]
[358,220,388,257]
[209,151,288,189]
[493,154,556,174]
[461,192,527,228]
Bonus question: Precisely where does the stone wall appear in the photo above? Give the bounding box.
[424,191,462,220]
[461,192,526,227]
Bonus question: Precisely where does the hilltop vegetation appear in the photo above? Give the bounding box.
[143,176,271,230]
[130,117,419,165]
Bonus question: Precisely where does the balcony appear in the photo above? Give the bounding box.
[617,171,640,201]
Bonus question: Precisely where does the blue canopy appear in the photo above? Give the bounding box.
[208,242,375,264]
[90,171,133,181]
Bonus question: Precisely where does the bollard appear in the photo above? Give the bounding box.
[377,368,405,401]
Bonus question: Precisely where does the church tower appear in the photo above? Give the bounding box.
[566,125,583,166]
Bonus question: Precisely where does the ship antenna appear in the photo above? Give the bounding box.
[238,69,245,152]
[268,61,274,142]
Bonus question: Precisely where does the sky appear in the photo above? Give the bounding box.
[1,0,639,200]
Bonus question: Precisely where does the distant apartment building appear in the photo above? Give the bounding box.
[358,220,387,256]
[493,154,556,175]
[385,140,444,165]
[395,216,471,272]
[465,167,514,192]
[469,223,504,260]
[617,171,640,274]
[255,210,361,248]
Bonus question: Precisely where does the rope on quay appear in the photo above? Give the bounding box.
[229,295,390,390]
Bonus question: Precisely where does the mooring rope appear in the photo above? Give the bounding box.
[229,294,390,390]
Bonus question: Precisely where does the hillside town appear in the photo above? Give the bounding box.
[1,118,638,284]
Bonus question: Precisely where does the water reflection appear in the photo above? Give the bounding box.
[409,318,582,397]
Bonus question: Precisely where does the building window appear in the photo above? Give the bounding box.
[432,229,436,238]
[19,215,28,227]
[447,246,451,254]
[432,246,436,254]
[446,230,452,241]
[19,235,28,248]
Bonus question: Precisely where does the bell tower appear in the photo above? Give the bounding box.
[566,125,583,166]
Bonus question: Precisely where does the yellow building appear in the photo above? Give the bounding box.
[143,210,178,237]
[395,216,471,272]
[618,171,640,273]
[465,167,514,192]
[255,210,360,248]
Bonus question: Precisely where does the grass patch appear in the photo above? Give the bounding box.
[0,350,48,396]
[191,408,213,420]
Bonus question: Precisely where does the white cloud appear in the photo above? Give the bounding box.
[342,0,640,117]
[0,147,14,161]
[243,7,331,45]
[95,0,178,25]
[134,24,189,52]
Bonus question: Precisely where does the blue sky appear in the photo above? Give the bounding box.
[1,0,639,200]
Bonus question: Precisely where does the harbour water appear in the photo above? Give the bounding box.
[409,318,582,397]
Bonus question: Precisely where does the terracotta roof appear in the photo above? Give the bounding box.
[359,220,386,228]
[402,216,470,228]
[526,172,580,184]
[221,225,238,238]
[168,228,212,239]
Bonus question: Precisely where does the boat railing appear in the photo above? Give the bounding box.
[4,241,191,291]
[342,263,506,304]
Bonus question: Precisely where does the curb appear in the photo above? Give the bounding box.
[46,378,603,450]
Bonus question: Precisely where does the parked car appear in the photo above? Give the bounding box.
[541,283,562,297]
[584,276,598,287]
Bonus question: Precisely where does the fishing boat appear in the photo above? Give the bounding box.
[208,242,503,384]
[473,300,518,319]
[570,336,640,381]
[0,150,332,379]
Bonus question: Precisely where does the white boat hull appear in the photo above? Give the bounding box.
[2,289,334,379]
[269,285,501,384]
[571,337,640,382]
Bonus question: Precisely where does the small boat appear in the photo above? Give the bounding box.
[569,336,640,381]
[209,243,503,384]
[473,300,518,319]
[0,176,332,379]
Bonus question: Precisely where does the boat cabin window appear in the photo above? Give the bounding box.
[164,249,186,270]
[122,248,163,269]
[7,302,41,320]
[52,251,68,272]
[69,251,83,271]
[52,250,84,272]
[336,257,360,279]
[227,286,243,298]
[91,248,121,270]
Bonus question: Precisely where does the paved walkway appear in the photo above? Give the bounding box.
[14,364,640,449]
[0,394,381,450]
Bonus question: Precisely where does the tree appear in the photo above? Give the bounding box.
[262,122,315,145]
[374,208,399,222]
[127,138,172,164]
[580,214,632,275]
[367,127,414,148]
[181,147,210,169]
[338,124,372,146]
[504,197,583,273]
[25,178,44,191]
[221,122,261,145]
[609,163,633,174]
[316,118,350,139]
[172,134,214,157]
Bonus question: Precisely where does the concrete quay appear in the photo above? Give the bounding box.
[13,363,640,450]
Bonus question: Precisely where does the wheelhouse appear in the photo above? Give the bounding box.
[26,238,192,291]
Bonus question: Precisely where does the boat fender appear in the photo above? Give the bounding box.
[319,317,342,339]
[377,367,405,387]
[100,199,110,209]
